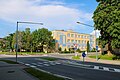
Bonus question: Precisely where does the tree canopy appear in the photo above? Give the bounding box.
[0,28,55,53]
[93,0,120,54]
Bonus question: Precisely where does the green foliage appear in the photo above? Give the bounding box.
[93,0,120,53]
[1,28,54,53]
[89,54,120,60]
[91,48,96,52]
[64,48,67,52]
[76,48,81,53]
[58,47,62,52]
[24,68,65,80]
[72,56,80,60]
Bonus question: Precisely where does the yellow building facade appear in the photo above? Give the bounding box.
[52,30,96,51]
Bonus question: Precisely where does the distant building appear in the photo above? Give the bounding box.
[52,30,96,51]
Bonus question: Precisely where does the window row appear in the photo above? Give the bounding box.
[67,33,89,39]
[67,39,88,44]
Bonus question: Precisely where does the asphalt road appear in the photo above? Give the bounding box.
[1,57,120,80]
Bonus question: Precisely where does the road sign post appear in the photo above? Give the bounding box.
[82,52,86,62]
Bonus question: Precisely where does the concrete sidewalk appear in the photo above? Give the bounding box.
[0,61,38,80]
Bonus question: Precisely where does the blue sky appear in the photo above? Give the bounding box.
[0,0,99,38]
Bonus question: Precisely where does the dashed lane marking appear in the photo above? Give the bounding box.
[103,67,109,71]
[114,69,120,72]
[93,66,99,69]
[25,64,30,66]
[30,65,36,68]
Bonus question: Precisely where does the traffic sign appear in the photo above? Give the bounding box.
[96,46,98,51]
[82,52,86,57]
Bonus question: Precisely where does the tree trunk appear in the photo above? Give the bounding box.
[107,43,113,56]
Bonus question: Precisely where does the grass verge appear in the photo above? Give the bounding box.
[24,68,65,80]
[72,56,80,60]
[0,60,18,64]
[40,57,58,61]
[89,54,120,60]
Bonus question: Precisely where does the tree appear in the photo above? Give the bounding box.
[87,41,90,52]
[32,28,53,52]
[93,0,120,54]
[4,33,14,52]
[12,31,23,52]
[23,28,32,52]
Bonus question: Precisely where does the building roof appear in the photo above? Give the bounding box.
[52,30,94,36]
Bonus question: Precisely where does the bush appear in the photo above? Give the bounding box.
[76,48,81,53]
[91,48,96,52]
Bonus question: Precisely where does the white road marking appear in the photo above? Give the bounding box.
[43,62,49,63]
[55,62,61,64]
[94,66,99,69]
[38,62,43,64]
[114,69,120,72]
[30,65,36,68]
[43,64,50,66]
[50,63,56,65]
[25,64,30,66]
[37,64,43,67]
[103,67,109,71]
[31,63,37,65]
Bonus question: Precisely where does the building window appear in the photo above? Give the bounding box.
[71,39,74,42]
[71,34,74,37]
[67,33,70,37]
[84,36,86,38]
[81,35,83,38]
[82,40,84,43]
[67,39,70,42]
[78,40,80,43]
[75,40,77,43]
[78,35,80,38]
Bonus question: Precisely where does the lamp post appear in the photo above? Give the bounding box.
[16,21,43,62]
[76,22,98,61]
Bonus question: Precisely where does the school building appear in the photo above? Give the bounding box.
[52,30,96,51]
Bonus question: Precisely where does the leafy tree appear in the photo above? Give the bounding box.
[32,28,53,52]
[93,0,120,54]
[12,31,23,52]
[87,41,90,52]
[23,28,32,52]
[4,33,14,51]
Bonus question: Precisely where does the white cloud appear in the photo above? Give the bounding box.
[0,0,93,30]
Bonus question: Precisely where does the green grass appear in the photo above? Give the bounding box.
[89,54,117,60]
[40,57,58,61]
[0,60,18,64]
[24,68,65,80]
[72,56,80,60]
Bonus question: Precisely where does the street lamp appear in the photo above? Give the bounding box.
[76,22,98,61]
[16,21,43,62]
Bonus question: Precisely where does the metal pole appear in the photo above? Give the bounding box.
[15,21,43,62]
[77,21,98,61]
[16,22,18,62]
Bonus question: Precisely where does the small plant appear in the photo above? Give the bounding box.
[76,48,81,53]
